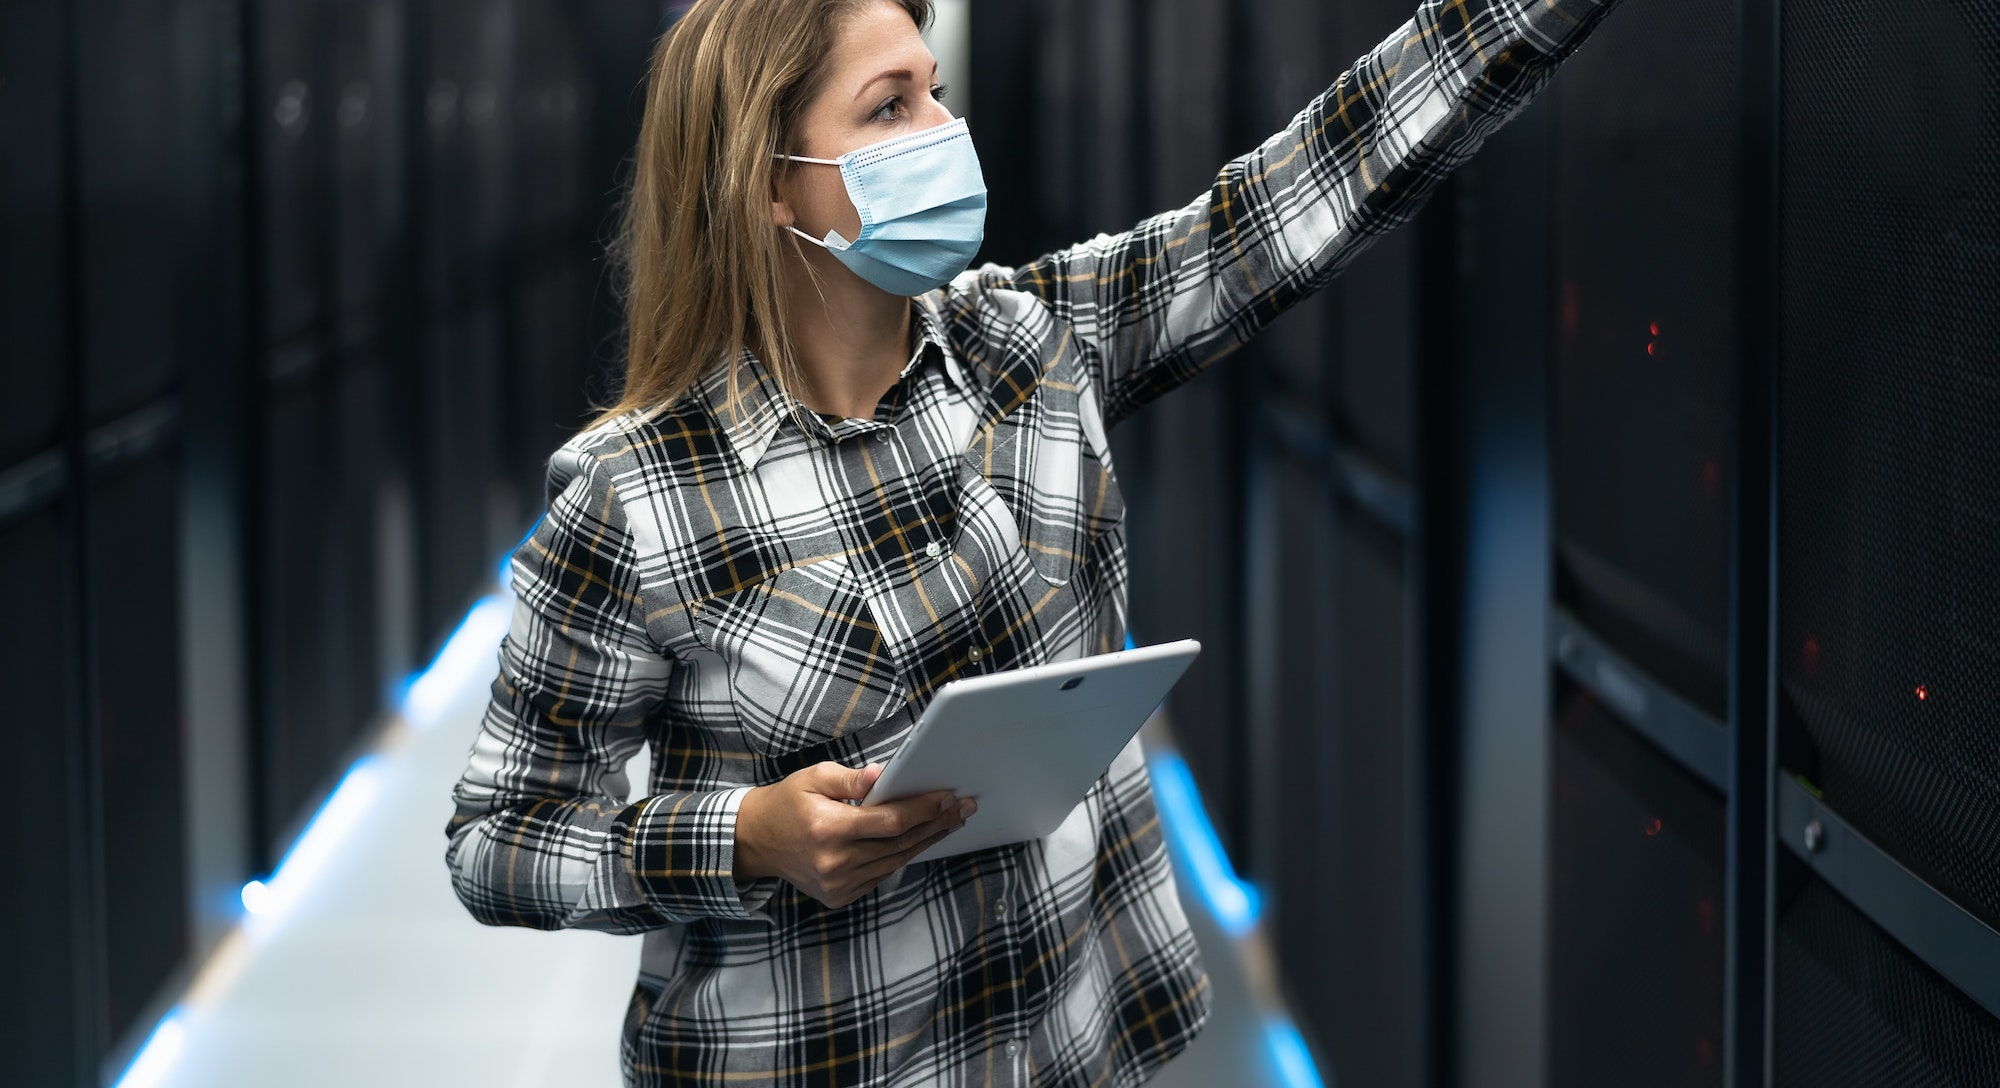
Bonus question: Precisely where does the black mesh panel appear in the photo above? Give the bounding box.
[1551,0,1739,717]
[1774,872,2000,1087]
[1778,0,2000,929]
[1549,684,1726,1087]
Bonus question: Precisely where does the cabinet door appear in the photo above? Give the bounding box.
[0,0,68,468]
[90,456,191,1045]
[76,0,180,426]
[0,510,85,1086]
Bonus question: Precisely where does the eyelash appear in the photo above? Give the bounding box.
[872,84,948,122]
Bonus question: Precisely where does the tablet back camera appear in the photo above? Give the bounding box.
[1061,677,1085,691]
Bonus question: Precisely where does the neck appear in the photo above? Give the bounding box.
[778,244,912,420]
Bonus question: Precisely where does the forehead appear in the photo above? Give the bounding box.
[825,2,934,96]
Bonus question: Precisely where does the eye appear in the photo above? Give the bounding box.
[930,83,949,102]
[871,95,901,122]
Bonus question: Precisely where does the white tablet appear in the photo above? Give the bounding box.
[863,639,1201,863]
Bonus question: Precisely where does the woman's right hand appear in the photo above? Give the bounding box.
[734,762,976,909]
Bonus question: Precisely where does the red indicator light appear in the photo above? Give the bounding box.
[1647,342,1657,356]
[1916,685,1929,701]
[1644,817,1662,837]
[1803,636,1821,678]
[1649,321,1662,336]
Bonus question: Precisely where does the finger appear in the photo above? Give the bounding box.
[840,790,957,840]
[841,805,958,866]
[800,761,881,802]
[852,819,963,885]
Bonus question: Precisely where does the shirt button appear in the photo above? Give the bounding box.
[994,899,1006,918]
[1005,1041,1020,1057]
[968,646,984,663]
[925,540,943,559]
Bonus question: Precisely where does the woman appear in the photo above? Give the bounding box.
[446,0,1620,1083]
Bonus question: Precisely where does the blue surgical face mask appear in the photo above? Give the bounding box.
[777,117,987,297]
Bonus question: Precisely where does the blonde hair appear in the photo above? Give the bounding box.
[601,0,935,423]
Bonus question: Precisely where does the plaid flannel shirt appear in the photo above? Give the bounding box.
[446,0,1620,1082]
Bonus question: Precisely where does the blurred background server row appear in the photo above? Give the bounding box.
[4,0,1998,1085]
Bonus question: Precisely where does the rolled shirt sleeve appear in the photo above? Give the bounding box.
[445,444,773,931]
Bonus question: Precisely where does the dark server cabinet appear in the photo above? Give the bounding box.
[1325,510,1419,1087]
[1544,0,1742,1079]
[331,0,402,326]
[329,0,407,753]
[0,0,68,469]
[0,511,85,1087]
[259,0,336,354]
[255,0,335,857]
[505,0,594,497]
[1774,0,2000,1080]
[418,0,513,644]
[1773,865,2000,1086]
[75,0,181,427]
[1236,1,1432,1082]
[254,0,403,859]
[261,377,342,850]
[89,456,189,1045]
[1549,686,1726,1086]
[72,0,194,1062]
[1125,0,1242,866]
[1551,0,1740,719]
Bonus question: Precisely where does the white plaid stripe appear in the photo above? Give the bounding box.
[446,0,1619,1082]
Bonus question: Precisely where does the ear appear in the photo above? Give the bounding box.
[771,199,796,229]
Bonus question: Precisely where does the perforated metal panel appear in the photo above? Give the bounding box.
[1549,685,1726,1087]
[1551,0,1739,717]
[1778,0,2000,930]
[1775,874,2000,1086]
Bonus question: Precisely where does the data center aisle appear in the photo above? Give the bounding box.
[151,596,1295,1087]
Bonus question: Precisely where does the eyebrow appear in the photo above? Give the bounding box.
[854,61,938,101]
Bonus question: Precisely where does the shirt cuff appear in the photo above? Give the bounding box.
[627,786,774,924]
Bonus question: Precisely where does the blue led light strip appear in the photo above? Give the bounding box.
[1128,633,1325,1087]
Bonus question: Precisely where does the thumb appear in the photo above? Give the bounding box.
[806,761,881,802]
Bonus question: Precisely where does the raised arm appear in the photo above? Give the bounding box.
[445,445,766,932]
[1006,0,1620,427]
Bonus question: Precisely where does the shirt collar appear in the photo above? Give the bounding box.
[697,300,976,471]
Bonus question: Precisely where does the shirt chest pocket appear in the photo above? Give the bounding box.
[691,558,908,758]
[978,374,1126,588]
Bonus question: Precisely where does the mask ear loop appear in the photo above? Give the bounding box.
[773,151,854,250]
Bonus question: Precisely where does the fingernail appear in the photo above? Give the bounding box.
[938,794,956,814]
[958,799,977,818]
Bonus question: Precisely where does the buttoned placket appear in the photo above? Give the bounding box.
[989,860,1028,1085]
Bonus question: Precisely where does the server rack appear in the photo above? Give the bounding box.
[1769,0,2000,1081]
[0,1,653,1081]
[1541,0,1746,1084]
